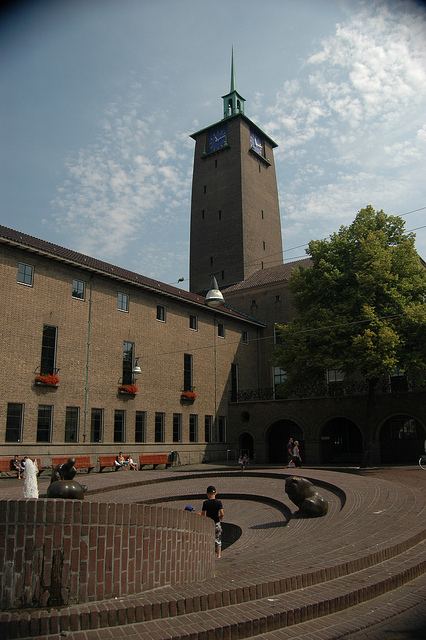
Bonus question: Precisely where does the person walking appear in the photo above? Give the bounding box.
[286,437,294,464]
[201,485,224,558]
[293,440,302,468]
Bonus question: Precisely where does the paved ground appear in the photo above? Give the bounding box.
[1,463,425,639]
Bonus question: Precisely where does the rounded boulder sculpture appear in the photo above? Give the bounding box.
[48,457,87,499]
[285,476,328,517]
[47,480,86,500]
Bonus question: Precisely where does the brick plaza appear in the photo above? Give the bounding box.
[1,462,425,639]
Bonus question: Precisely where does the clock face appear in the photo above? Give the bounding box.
[208,127,227,152]
[250,130,263,155]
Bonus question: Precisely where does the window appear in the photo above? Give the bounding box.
[118,292,129,312]
[157,305,166,322]
[123,341,134,385]
[218,416,226,443]
[218,323,225,338]
[231,363,238,402]
[327,367,345,396]
[273,367,287,398]
[189,314,198,331]
[37,405,52,442]
[273,366,286,387]
[263,241,266,250]
[242,331,249,345]
[135,411,146,443]
[189,414,198,442]
[203,185,207,194]
[173,413,182,443]
[72,279,85,300]
[204,415,213,443]
[65,407,79,443]
[251,299,257,307]
[218,210,222,220]
[5,403,24,442]
[17,262,33,286]
[40,325,57,375]
[184,353,193,391]
[91,408,103,442]
[114,409,126,443]
[155,412,165,443]
[390,370,408,393]
[275,294,281,302]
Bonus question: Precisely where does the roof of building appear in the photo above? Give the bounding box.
[0,224,265,326]
[223,259,313,292]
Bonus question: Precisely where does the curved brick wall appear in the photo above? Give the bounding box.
[0,498,215,610]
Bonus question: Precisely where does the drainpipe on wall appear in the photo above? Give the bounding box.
[82,275,93,443]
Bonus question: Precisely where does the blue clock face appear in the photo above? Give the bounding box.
[209,127,227,152]
[250,130,263,155]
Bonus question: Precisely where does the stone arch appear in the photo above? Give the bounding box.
[238,432,254,460]
[379,414,426,464]
[266,419,304,464]
[320,417,363,465]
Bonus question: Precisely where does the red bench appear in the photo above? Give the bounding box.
[0,457,46,477]
[98,455,128,473]
[139,454,170,469]
[51,456,94,473]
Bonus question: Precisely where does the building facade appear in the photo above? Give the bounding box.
[0,227,264,466]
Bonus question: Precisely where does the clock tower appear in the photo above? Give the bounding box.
[189,51,283,295]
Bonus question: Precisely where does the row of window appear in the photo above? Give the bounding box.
[18,264,248,341]
[5,403,227,444]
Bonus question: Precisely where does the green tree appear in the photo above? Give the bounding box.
[274,206,426,465]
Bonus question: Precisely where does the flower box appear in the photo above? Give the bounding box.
[35,373,60,386]
[180,390,197,402]
[118,384,138,395]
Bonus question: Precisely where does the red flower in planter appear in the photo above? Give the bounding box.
[181,390,197,400]
[118,384,138,394]
[35,373,60,386]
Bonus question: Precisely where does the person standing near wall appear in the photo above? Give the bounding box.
[201,485,224,558]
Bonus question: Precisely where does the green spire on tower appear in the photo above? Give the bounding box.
[230,46,237,93]
[222,48,245,119]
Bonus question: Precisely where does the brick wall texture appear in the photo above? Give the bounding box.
[0,498,214,610]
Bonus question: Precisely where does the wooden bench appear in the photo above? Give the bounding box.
[98,455,128,473]
[139,454,171,469]
[52,456,94,473]
[0,457,47,477]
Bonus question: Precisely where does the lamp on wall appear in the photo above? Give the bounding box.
[132,358,142,375]
[205,276,225,307]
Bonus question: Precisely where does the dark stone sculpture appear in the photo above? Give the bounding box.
[47,480,86,500]
[48,457,87,499]
[50,457,77,483]
[285,476,328,517]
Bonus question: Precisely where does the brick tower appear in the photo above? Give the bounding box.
[189,50,283,295]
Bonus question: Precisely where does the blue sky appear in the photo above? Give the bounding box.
[1,0,425,288]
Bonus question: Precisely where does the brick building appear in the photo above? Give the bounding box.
[0,226,264,466]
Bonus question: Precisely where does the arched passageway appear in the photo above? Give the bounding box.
[267,420,303,464]
[379,415,425,464]
[320,417,362,465]
[238,432,254,459]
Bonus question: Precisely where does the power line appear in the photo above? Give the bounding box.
[157,307,425,357]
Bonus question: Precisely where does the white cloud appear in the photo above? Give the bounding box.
[52,84,192,266]
[263,0,426,257]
